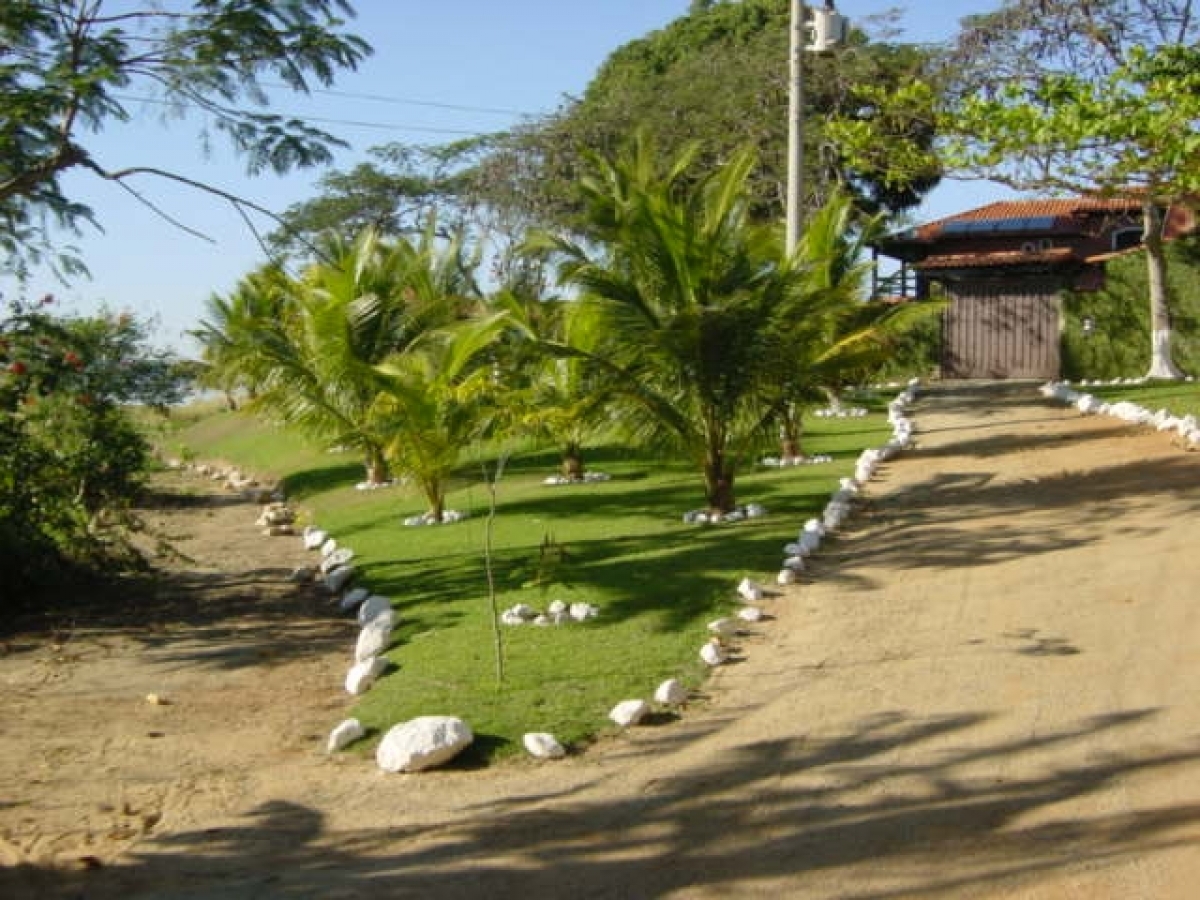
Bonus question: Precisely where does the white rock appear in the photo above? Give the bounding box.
[500,610,526,626]
[356,594,392,625]
[737,578,764,602]
[364,607,396,631]
[327,718,365,752]
[654,678,688,706]
[777,568,798,585]
[569,602,599,622]
[325,565,355,594]
[321,546,355,574]
[355,617,393,662]
[344,657,388,695]
[508,603,537,621]
[609,699,650,727]
[338,586,370,612]
[376,716,474,773]
[547,599,568,616]
[737,606,764,622]
[320,537,338,557]
[707,617,739,637]
[523,732,566,759]
[699,639,727,666]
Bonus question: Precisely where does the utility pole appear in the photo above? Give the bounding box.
[785,1,848,257]
[785,0,806,257]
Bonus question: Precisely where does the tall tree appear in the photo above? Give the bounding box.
[940,0,1200,379]
[0,0,370,278]
[478,0,939,239]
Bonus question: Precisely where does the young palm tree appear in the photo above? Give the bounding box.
[371,312,509,521]
[530,137,939,512]
[529,136,793,513]
[197,224,478,486]
[190,265,292,409]
[769,191,914,459]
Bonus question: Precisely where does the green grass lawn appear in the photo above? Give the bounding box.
[165,395,898,764]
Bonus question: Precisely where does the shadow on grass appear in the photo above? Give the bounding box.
[9,707,1200,899]
[283,461,369,499]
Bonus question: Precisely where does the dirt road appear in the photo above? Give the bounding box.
[3,382,1200,898]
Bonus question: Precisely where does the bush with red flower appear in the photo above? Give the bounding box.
[1,295,191,600]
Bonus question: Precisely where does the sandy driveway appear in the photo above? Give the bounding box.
[3,381,1200,898]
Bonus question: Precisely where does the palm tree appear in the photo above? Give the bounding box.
[530,136,939,513]
[191,264,291,409]
[494,289,607,479]
[768,191,935,459]
[198,224,478,486]
[529,136,794,513]
[372,312,509,521]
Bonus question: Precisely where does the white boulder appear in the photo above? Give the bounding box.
[376,716,474,773]
[303,528,328,550]
[737,605,764,622]
[338,586,370,612]
[777,568,798,586]
[344,656,388,695]
[357,594,393,626]
[699,639,727,666]
[321,546,355,574]
[609,699,650,727]
[737,578,764,602]
[654,678,688,706]
[325,565,355,594]
[355,617,393,662]
[326,718,365,752]
[707,617,739,638]
[569,602,599,622]
[320,537,338,557]
[523,732,567,759]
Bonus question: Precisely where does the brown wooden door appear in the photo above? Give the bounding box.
[942,287,1061,379]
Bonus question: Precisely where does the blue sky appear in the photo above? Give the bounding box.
[7,0,1007,352]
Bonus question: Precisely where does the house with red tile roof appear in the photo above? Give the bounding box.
[871,197,1195,379]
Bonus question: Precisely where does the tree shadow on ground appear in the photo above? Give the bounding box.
[818,450,1200,595]
[7,707,1200,899]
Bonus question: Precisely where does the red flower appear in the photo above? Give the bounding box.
[64,351,83,369]
[8,361,26,376]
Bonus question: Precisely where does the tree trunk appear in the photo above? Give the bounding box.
[365,447,389,486]
[561,441,585,480]
[704,454,736,514]
[780,406,803,460]
[426,480,445,523]
[1143,200,1184,379]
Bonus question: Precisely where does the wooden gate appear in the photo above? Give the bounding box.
[942,286,1061,380]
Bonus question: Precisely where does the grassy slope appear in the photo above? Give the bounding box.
[169,398,895,762]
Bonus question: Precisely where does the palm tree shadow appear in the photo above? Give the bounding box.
[11,707,1200,900]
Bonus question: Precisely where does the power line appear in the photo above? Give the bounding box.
[110,93,510,137]
[261,82,530,117]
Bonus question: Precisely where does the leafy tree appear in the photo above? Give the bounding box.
[0,0,370,277]
[1,301,181,597]
[267,139,495,260]
[479,0,939,239]
[939,0,1200,379]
